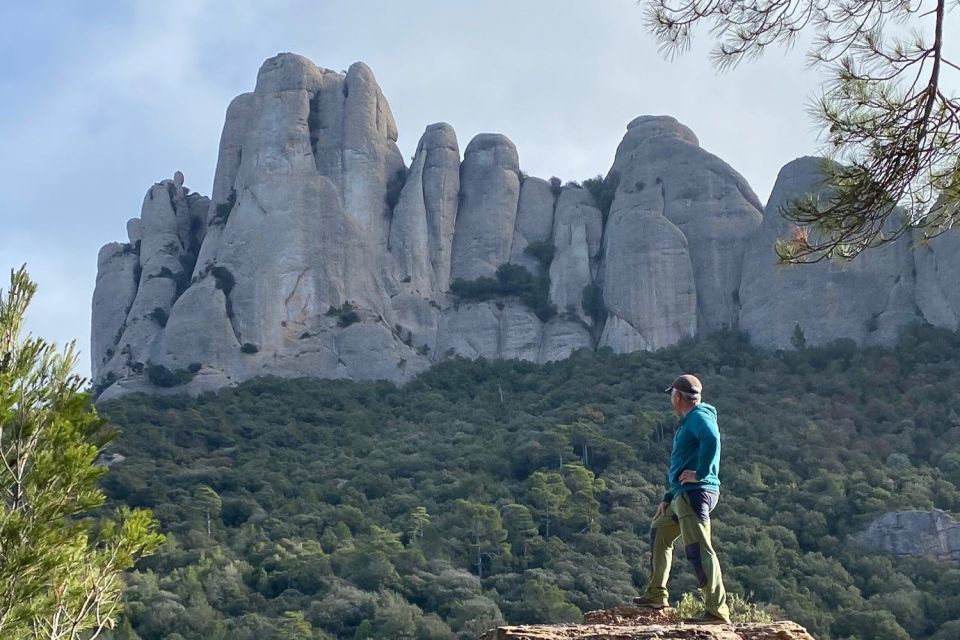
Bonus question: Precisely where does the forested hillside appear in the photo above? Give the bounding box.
[99,327,960,640]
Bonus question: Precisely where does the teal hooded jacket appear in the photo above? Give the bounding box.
[662,403,721,503]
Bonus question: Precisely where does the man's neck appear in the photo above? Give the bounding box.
[679,402,700,417]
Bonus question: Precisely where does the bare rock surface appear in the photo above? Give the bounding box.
[450,134,521,281]
[607,116,762,335]
[510,177,556,274]
[480,607,815,640]
[389,122,460,294]
[738,157,922,348]
[857,509,960,563]
[549,187,602,324]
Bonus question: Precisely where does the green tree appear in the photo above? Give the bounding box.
[561,464,605,534]
[642,0,959,261]
[527,471,571,538]
[454,500,509,579]
[271,611,314,640]
[193,485,222,537]
[500,504,539,566]
[0,266,163,639]
[406,506,430,542]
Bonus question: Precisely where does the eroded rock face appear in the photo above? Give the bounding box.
[913,221,960,330]
[607,116,762,336]
[600,201,697,352]
[550,187,602,324]
[739,157,923,348]
[390,123,461,294]
[510,177,556,275]
[90,53,959,398]
[450,134,521,281]
[857,509,960,563]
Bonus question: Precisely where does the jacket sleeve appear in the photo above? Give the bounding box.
[694,418,720,481]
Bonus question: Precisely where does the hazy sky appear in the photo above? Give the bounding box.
[4,1,951,377]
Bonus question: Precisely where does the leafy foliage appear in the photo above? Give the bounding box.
[582,171,620,223]
[450,264,557,322]
[97,325,960,639]
[0,266,163,639]
[641,0,959,261]
[326,302,360,328]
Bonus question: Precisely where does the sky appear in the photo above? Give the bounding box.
[2,0,950,378]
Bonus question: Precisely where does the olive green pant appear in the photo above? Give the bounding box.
[642,491,729,621]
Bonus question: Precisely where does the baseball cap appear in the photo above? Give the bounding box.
[664,374,702,397]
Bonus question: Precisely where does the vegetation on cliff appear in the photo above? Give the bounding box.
[98,326,960,639]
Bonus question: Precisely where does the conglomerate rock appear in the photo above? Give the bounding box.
[738,157,923,348]
[90,53,960,398]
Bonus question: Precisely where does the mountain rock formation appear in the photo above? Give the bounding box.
[91,53,960,398]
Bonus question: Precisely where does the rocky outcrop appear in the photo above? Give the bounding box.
[90,53,960,398]
[389,123,461,294]
[739,157,923,348]
[605,117,762,337]
[549,187,602,324]
[597,116,762,353]
[480,607,815,640]
[510,177,556,274]
[450,134,521,281]
[857,509,960,563]
[913,204,960,330]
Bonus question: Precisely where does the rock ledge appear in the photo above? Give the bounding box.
[480,607,815,639]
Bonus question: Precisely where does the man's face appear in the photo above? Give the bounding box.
[670,389,681,416]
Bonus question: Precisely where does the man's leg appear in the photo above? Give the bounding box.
[675,491,730,622]
[641,508,681,605]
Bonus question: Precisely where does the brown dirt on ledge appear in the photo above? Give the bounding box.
[480,606,816,640]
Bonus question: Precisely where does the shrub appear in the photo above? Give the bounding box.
[145,364,195,388]
[582,171,620,223]
[211,266,235,295]
[148,307,169,327]
[523,241,555,271]
[549,176,563,196]
[450,264,556,322]
[210,188,237,226]
[327,302,361,328]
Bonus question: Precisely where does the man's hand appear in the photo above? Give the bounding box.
[654,501,669,518]
[679,469,698,484]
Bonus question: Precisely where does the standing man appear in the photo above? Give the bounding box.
[633,374,731,625]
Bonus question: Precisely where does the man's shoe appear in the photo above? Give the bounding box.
[689,612,731,625]
[632,596,669,609]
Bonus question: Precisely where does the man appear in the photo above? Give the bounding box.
[633,374,731,625]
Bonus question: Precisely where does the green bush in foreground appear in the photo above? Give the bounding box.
[0,266,163,639]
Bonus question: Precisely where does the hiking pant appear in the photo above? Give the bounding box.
[642,489,729,621]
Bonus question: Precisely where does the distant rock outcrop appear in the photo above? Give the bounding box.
[857,509,960,563]
[480,606,816,640]
[90,53,960,398]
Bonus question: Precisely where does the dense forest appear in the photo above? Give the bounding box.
[98,326,960,640]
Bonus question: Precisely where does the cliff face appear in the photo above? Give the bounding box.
[91,53,960,398]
